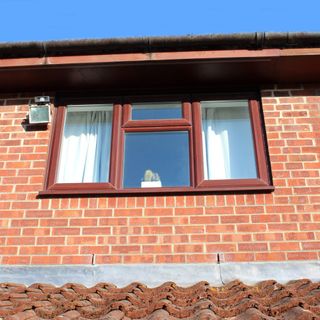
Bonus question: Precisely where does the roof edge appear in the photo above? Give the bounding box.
[1,32,320,59]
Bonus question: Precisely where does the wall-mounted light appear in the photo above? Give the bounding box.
[28,96,51,124]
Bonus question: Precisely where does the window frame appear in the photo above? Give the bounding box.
[40,94,274,196]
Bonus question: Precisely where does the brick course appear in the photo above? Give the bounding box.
[0,85,319,264]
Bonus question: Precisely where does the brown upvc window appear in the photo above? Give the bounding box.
[41,95,273,196]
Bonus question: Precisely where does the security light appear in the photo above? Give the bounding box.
[34,96,50,104]
[28,96,51,124]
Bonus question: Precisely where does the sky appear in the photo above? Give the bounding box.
[0,0,319,42]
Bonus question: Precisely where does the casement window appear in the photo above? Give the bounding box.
[41,95,273,196]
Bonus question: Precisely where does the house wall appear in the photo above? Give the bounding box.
[0,85,319,266]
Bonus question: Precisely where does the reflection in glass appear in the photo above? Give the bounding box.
[132,102,182,120]
[201,100,257,179]
[123,131,190,188]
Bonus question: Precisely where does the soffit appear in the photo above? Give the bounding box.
[0,46,320,93]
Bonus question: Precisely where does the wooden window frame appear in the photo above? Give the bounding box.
[40,95,274,197]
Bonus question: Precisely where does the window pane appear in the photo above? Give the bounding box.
[201,100,257,179]
[123,131,190,188]
[57,105,113,183]
[132,102,182,120]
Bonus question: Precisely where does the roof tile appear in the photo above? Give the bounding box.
[0,280,319,319]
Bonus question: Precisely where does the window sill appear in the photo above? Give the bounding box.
[38,180,274,198]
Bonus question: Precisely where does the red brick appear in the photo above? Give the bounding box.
[156,255,186,263]
[100,217,128,225]
[20,246,48,255]
[186,254,215,263]
[206,243,236,252]
[83,227,111,235]
[160,217,188,225]
[220,215,249,224]
[128,235,158,244]
[302,242,320,250]
[144,226,173,234]
[7,237,35,245]
[255,233,283,241]
[80,246,109,254]
[175,225,204,234]
[235,207,264,214]
[12,202,39,210]
[191,234,221,242]
[143,245,172,253]
[255,252,286,261]
[224,253,254,262]
[145,208,173,216]
[0,246,18,254]
[70,218,97,226]
[11,219,38,227]
[287,252,318,260]
[124,255,154,263]
[207,224,235,233]
[162,235,189,243]
[95,255,122,264]
[50,246,79,255]
[37,237,65,245]
[62,256,93,264]
[111,245,140,254]
[270,242,300,251]
[238,243,268,251]
[237,224,266,232]
[53,228,80,235]
[2,256,31,264]
[205,207,234,215]
[190,216,218,224]
[268,223,298,231]
[114,209,142,217]
[174,244,203,253]
[31,256,61,264]
[54,210,82,218]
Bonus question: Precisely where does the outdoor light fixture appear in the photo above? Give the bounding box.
[28,96,51,124]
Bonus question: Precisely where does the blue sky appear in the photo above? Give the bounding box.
[0,0,319,42]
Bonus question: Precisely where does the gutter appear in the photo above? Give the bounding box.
[1,32,320,59]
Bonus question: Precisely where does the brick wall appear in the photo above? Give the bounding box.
[0,85,319,265]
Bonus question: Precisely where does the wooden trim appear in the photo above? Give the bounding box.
[5,47,320,69]
[123,120,191,128]
[197,178,269,188]
[192,101,205,187]
[249,99,271,185]
[44,105,66,189]
[39,184,274,197]
[182,102,192,123]
[109,104,122,188]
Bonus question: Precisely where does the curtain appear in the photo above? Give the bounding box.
[201,102,257,180]
[57,107,112,183]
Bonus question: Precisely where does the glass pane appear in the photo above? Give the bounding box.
[201,100,257,179]
[132,102,182,120]
[123,131,190,188]
[57,105,113,183]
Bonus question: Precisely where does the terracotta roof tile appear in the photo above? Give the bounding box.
[0,280,319,319]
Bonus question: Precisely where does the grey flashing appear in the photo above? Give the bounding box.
[1,32,320,59]
[0,261,319,287]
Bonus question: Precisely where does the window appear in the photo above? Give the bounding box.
[42,95,273,196]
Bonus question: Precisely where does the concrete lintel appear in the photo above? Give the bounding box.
[0,261,319,287]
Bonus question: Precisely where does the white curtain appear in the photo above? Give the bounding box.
[201,101,257,180]
[57,106,112,183]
